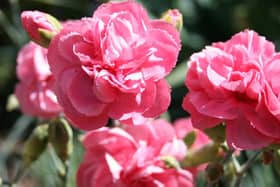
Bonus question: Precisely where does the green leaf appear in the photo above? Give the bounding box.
[183,130,197,148]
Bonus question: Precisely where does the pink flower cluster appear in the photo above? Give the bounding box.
[77,119,204,187]
[19,0,280,185]
[46,1,181,130]
[183,30,280,150]
[15,42,61,118]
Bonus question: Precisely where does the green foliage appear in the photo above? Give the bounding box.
[30,135,84,187]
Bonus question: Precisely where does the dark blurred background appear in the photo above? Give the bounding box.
[1,0,280,186]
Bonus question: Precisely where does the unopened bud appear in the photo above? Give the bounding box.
[181,142,223,167]
[206,162,224,183]
[161,9,183,31]
[265,143,280,151]
[49,118,73,163]
[22,124,49,167]
[21,10,61,47]
[262,150,274,165]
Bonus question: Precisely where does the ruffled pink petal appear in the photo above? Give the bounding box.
[160,138,187,160]
[118,112,150,125]
[55,73,108,130]
[226,117,273,150]
[174,118,194,139]
[48,35,78,76]
[16,43,37,84]
[152,169,194,187]
[264,54,280,93]
[185,92,239,120]
[174,118,210,152]
[105,153,123,181]
[83,127,136,152]
[15,84,36,116]
[150,20,181,48]
[33,46,51,80]
[223,30,275,59]
[64,69,106,116]
[143,79,171,117]
[142,28,180,80]
[57,32,82,63]
[182,94,223,129]
[150,119,177,144]
[264,84,280,119]
[36,87,61,113]
[126,120,176,149]
[244,102,280,138]
[73,42,98,65]
[15,83,60,119]
[93,75,118,103]
[108,92,138,119]
[77,163,114,187]
[109,81,156,119]
[93,1,150,31]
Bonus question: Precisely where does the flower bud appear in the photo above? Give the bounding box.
[181,142,223,167]
[21,10,61,47]
[22,124,49,167]
[49,118,73,163]
[262,150,274,165]
[205,162,224,183]
[161,9,183,31]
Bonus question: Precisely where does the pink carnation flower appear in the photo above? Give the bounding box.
[15,42,62,118]
[174,118,210,176]
[183,30,280,150]
[77,120,194,187]
[47,1,181,130]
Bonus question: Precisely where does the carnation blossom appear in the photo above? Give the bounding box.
[183,29,280,150]
[15,42,62,118]
[77,119,194,187]
[47,0,181,130]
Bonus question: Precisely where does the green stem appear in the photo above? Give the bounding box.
[181,142,222,167]
[49,148,69,187]
[233,151,261,187]
[62,161,69,187]
[222,149,234,164]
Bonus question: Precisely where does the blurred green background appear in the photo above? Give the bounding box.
[1,0,280,186]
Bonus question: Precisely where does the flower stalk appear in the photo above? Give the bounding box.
[181,142,223,168]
